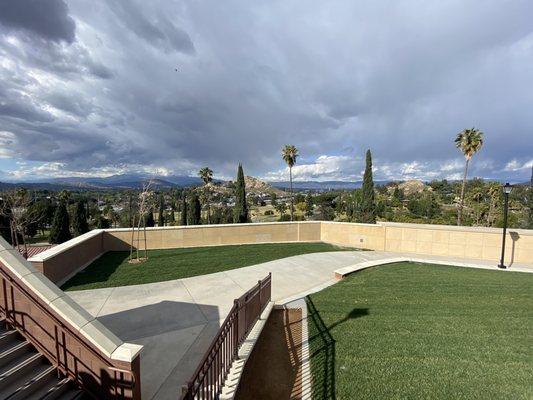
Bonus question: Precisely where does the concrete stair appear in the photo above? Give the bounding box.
[0,319,86,400]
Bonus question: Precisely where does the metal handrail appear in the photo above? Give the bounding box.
[182,272,272,400]
[0,263,137,398]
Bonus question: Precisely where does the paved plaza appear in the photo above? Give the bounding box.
[67,251,533,400]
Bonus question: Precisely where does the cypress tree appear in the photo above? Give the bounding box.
[180,194,188,225]
[168,202,175,224]
[145,210,155,227]
[188,193,201,225]
[305,192,313,217]
[157,194,165,227]
[361,149,376,223]
[72,201,89,236]
[49,202,72,244]
[233,163,248,223]
[527,165,533,229]
[96,214,110,229]
[0,200,11,244]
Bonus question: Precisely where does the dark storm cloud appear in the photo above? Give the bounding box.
[106,0,195,54]
[0,0,532,181]
[0,0,75,43]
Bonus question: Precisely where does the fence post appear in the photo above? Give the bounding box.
[258,279,262,311]
[233,299,239,360]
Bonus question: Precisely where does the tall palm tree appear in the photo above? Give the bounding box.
[282,145,299,221]
[455,127,484,225]
[198,167,213,224]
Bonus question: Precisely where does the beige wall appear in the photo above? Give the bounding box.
[103,221,322,251]
[380,222,533,265]
[30,230,104,284]
[29,221,532,284]
[321,222,386,250]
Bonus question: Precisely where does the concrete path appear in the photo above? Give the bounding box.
[66,251,532,400]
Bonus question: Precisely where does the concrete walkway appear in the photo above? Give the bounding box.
[66,251,532,400]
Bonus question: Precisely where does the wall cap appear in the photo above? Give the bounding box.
[377,221,533,235]
[0,237,142,362]
[103,220,320,233]
[28,229,104,262]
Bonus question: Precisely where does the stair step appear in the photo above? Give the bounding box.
[0,352,45,391]
[5,364,56,400]
[39,377,74,400]
[57,389,85,400]
[0,320,86,400]
[0,329,19,350]
[0,360,55,400]
[0,350,40,380]
[0,341,33,369]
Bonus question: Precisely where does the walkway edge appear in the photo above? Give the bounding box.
[334,256,533,279]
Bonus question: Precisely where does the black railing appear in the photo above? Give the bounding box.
[182,273,272,400]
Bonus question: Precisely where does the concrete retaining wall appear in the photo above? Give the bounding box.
[30,230,105,285]
[28,221,533,284]
[103,221,322,251]
[380,222,533,263]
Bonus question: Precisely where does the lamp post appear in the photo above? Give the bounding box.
[498,183,513,269]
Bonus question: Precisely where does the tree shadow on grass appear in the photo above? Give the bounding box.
[61,251,130,291]
[306,297,369,400]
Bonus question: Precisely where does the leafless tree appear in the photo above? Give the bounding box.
[129,180,153,263]
[0,188,43,258]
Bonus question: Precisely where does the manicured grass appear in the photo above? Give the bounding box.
[307,262,533,400]
[62,242,357,291]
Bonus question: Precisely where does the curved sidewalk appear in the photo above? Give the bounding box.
[66,251,532,400]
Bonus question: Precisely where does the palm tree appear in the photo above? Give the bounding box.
[455,127,484,225]
[198,167,213,224]
[282,145,299,221]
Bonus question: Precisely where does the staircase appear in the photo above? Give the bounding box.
[0,319,85,400]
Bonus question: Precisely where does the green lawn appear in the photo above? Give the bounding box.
[307,262,533,400]
[62,242,357,291]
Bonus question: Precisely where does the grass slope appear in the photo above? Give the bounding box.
[307,262,533,400]
[62,242,356,291]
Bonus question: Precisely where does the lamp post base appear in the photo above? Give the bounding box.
[497,264,506,269]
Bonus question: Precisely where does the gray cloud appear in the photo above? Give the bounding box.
[106,0,195,54]
[0,0,532,182]
[0,0,75,43]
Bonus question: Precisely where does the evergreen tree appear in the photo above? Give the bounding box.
[96,214,110,229]
[72,201,89,236]
[145,210,155,227]
[188,193,201,225]
[157,194,165,227]
[49,202,71,244]
[168,203,175,224]
[270,192,278,207]
[305,193,314,217]
[180,194,188,225]
[233,163,248,223]
[527,165,533,229]
[360,149,376,223]
[0,200,11,244]
[128,193,134,228]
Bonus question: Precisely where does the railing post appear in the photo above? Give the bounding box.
[258,279,262,315]
[233,299,239,359]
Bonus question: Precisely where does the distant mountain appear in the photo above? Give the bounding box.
[0,174,206,190]
[269,180,389,190]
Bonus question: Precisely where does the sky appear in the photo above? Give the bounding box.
[0,0,532,183]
